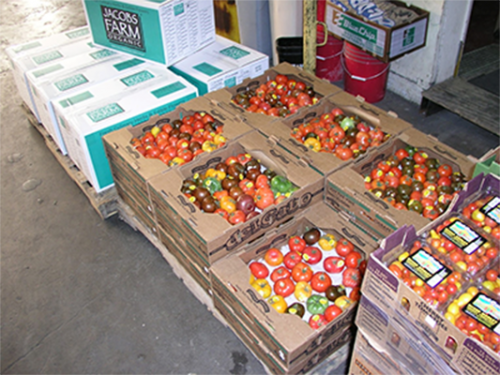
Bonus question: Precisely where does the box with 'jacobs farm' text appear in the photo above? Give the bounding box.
[83,0,216,66]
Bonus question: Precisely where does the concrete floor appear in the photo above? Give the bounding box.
[0,1,498,375]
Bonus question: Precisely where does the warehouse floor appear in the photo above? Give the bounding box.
[1,1,499,375]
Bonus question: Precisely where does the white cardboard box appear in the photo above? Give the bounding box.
[57,73,197,192]
[26,50,128,154]
[169,35,269,95]
[82,0,216,66]
[9,36,98,118]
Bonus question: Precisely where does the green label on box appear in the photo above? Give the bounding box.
[87,103,124,122]
[193,62,222,77]
[338,14,377,42]
[66,28,90,39]
[59,91,94,108]
[220,46,250,60]
[13,41,42,53]
[58,116,67,129]
[32,50,63,65]
[120,70,154,87]
[113,58,145,71]
[54,74,88,91]
[173,3,184,16]
[32,64,64,78]
[224,76,236,88]
[403,27,415,47]
[90,49,116,60]
[151,81,186,98]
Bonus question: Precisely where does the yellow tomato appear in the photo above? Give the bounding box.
[251,279,271,299]
[318,234,336,251]
[294,281,313,302]
[268,295,287,313]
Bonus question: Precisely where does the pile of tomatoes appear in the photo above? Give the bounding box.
[180,154,297,225]
[461,195,500,240]
[364,146,467,219]
[426,217,498,276]
[130,111,226,167]
[444,283,500,354]
[290,108,388,160]
[388,240,465,308]
[248,227,366,329]
[231,74,320,118]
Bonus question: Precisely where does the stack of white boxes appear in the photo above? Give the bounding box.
[8,0,270,194]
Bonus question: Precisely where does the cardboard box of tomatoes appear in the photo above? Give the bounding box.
[354,295,456,375]
[214,291,354,375]
[204,62,342,127]
[210,202,378,368]
[254,90,412,177]
[82,0,216,66]
[324,0,430,63]
[103,95,252,229]
[360,173,500,374]
[147,131,324,272]
[325,127,476,240]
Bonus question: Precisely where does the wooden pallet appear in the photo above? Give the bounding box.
[420,44,499,135]
[23,104,119,219]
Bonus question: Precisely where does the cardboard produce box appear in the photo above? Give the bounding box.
[325,0,429,62]
[325,127,476,240]
[103,96,252,235]
[169,35,269,96]
[204,62,342,127]
[58,72,197,193]
[6,26,91,118]
[473,146,500,178]
[83,0,216,66]
[28,55,152,155]
[355,295,456,375]
[210,202,377,368]
[255,90,411,177]
[214,292,354,375]
[360,174,500,375]
[148,131,324,270]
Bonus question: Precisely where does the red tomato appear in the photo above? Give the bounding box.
[309,314,328,330]
[288,236,306,254]
[291,262,313,283]
[228,210,246,225]
[345,251,363,269]
[342,268,361,288]
[438,164,453,177]
[283,251,302,270]
[274,277,295,297]
[336,239,354,257]
[310,272,332,293]
[302,246,323,265]
[249,262,269,278]
[395,148,409,160]
[335,145,353,160]
[324,305,343,322]
[323,256,346,274]
[270,266,292,282]
[177,149,193,162]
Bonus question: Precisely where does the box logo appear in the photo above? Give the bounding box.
[337,14,377,42]
[403,27,415,47]
[13,41,41,53]
[87,103,124,122]
[65,28,90,39]
[32,64,63,78]
[101,6,144,51]
[193,63,222,77]
[219,46,250,60]
[120,70,154,87]
[90,49,117,60]
[32,50,63,65]
[54,74,88,91]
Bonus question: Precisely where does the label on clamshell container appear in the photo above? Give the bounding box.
[463,293,500,334]
[480,196,500,225]
[402,248,452,288]
[440,220,487,255]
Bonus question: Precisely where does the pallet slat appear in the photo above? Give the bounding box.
[421,77,499,135]
[23,104,119,219]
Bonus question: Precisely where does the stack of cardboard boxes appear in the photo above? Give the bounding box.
[9,1,499,374]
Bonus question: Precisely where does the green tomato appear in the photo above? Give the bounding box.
[270,175,293,194]
[306,294,329,315]
[202,177,222,195]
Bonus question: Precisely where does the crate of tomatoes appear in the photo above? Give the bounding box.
[252,90,413,176]
[361,173,500,374]
[325,127,476,240]
[147,131,324,273]
[204,62,341,129]
[103,96,252,230]
[210,202,378,369]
